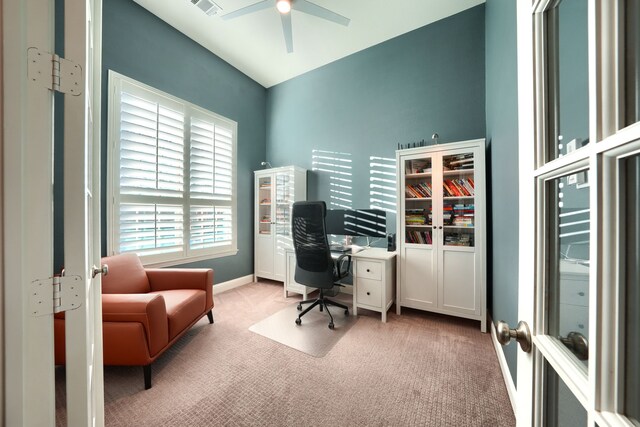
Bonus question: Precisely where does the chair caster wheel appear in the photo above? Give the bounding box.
[297,304,302,311]
[328,322,334,330]
[345,309,349,316]
[295,318,301,325]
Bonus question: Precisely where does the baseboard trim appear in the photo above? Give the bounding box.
[489,317,517,415]
[214,274,254,294]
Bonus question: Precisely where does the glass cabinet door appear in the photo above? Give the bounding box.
[441,151,475,248]
[275,171,292,238]
[258,176,272,235]
[403,156,434,245]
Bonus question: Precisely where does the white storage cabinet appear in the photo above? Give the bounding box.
[396,139,487,331]
[254,166,306,282]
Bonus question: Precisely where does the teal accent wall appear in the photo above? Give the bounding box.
[266,5,486,246]
[485,0,519,385]
[101,0,267,283]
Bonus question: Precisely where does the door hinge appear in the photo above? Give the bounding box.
[27,47,83,95]
[30,275,83,316]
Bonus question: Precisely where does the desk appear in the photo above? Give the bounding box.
[351,248,396,323]
[285,248,396,322]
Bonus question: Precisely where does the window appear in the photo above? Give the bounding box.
[107,71,237,266]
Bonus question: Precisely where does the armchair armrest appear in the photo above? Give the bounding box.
[102,293,169,356]
[146,268,214,310]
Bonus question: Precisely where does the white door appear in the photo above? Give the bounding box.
[2,0,103,424]
[63,0,105,425]
[506,1,640,425]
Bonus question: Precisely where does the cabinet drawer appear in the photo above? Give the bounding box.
[356,260,382,280]
[357,277,382,308]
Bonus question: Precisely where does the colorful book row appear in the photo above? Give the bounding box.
[406,230,432,244]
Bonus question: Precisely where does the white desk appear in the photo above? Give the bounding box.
[351,248,396,323]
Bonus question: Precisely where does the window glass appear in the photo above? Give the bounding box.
[547,171,590,367]
[626,0,640,126]
[624,154,640,423]
[546,0,590,161]
[544,361,588,426]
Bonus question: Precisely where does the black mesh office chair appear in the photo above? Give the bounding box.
[291,201,351,329]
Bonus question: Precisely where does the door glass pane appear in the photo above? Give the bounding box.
[275,172,292,237]
[624,154,640,423]
[442,152,475,247]
[546,0,590,161]
[544,361,588,426]
[547,171,590,367]
[626,0,640,127]
[258,176,271,235]
[404,156,433,245]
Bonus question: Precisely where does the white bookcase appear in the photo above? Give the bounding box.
[254,166,307,282]
[396,139,486,332]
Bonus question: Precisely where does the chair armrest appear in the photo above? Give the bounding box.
[102,293,169,356]
[334,254,351,280]
[146,268,214,310]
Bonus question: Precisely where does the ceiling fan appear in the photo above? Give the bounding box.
[221,0,350,53]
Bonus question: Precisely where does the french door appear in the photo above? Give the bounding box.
[3,0,104,424]
[512,0,640,426]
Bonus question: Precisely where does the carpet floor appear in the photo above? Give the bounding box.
[56,281,515,426]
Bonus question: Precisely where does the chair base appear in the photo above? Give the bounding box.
[295,289,349,329]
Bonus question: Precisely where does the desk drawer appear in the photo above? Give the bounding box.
[356,260,382,280]
[357,277,382,308]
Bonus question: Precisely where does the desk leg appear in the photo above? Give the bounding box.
[352,289,357,316]
[381,310,386,323]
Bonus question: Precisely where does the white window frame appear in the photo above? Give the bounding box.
[107,71,238,266]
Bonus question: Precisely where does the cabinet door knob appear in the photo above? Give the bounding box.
[438,226,443,229]
[366,292,370,296]
[366,269,370,272]
[578,292,585,297]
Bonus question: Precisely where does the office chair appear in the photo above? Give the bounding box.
[291,201,351,329]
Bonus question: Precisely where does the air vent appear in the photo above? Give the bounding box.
[190,0,221,16]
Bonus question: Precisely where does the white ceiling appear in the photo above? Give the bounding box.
[133,0,485,88]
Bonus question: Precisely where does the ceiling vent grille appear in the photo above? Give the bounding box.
[190,0,221,16]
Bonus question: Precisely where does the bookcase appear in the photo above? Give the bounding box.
[396,139,486,331]
[254,166,307,282]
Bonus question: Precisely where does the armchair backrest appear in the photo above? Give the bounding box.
[291,201,335,289]
[100,253,151,294]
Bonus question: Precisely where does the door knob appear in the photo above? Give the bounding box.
[496,320,532,353]
[92,264,109,278]
[559,332,588,360]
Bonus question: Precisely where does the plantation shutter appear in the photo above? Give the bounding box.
[118,91,185,256]
[189,116,234,250]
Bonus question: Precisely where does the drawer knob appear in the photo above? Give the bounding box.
[366,292,370,296]
[366,269,370,272]
[578,292,585,297]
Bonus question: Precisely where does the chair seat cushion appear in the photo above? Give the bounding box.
[150,289,206,340]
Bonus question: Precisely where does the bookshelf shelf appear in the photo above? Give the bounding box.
[396,139,486,332]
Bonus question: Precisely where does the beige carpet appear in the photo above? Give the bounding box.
[249,295,357,357]
[56,280,515,426]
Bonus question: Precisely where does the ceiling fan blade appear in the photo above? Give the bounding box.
[280,13,294,53]
[292,0,350,26]
[221,0,275,21]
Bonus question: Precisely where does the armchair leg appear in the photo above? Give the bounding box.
[206,310,214,324]
[144,365,152,390]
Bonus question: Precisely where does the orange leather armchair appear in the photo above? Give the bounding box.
[54,253,214,389]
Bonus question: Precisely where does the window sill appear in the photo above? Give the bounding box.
[140,249,239,268]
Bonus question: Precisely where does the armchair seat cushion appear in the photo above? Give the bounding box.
[150,289,207,340]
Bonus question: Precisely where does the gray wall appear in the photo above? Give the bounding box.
[101,0,267,283]
[485,0,519,385]
[266,4,486,246]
